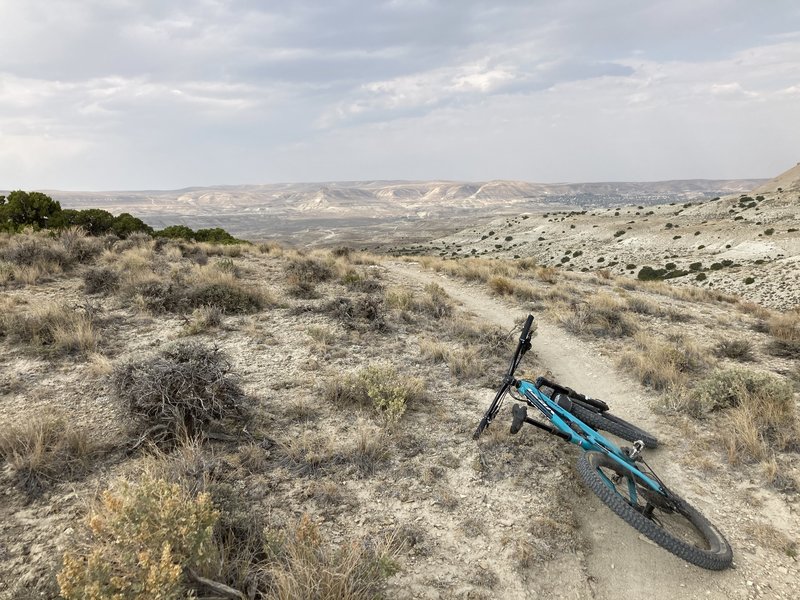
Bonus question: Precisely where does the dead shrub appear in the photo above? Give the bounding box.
[111,342,248,448]
[83,266,120,294]
[0,416,100,495]
[284,256,334,283]
[325,296,387,331]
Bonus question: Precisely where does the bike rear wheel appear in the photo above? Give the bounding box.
[569,403,658,448]
[576,451,732,570]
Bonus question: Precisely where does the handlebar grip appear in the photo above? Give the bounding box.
[520,314,534,342]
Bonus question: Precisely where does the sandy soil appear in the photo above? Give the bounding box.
[0,247,797,600]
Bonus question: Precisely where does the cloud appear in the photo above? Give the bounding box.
[0,1,799,188]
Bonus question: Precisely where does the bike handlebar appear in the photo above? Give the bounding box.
[520,314,534,346]
[473,314,535,440]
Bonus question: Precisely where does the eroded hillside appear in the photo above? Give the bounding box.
[414,186,800,310]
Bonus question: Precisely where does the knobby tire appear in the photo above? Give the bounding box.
[576,451,732,570]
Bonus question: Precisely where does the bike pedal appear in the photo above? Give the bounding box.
[510,404,527,434]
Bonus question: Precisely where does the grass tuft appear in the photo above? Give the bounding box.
[0,416,100,495]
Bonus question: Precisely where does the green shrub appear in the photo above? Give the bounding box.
[187,282,265,313]
[637,266,666,281]
[323,364,424,424]
[694,368,794,414]
[715,339,754,362]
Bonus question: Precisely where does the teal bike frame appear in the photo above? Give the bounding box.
[516,380,664,495]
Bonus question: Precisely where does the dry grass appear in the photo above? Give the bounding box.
[766,311,800,358]
[692,368,798,463]
[278,430,338,474]
[415,283,453,319]
[262,514,401,600]
[307,324,339,349]
[489,276,515,295]
[0,416,100,494]
[743,521,798,557]
[621,333,712,394]
[0,301,98,355]
[419,339,448,364]
[553,293,638,338]
[385,287,414,311]
[346,424,391,476]
[183,306,224,335]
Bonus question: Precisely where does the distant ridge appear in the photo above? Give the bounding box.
[753,162,800,194]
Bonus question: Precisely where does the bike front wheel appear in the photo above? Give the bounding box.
[576,451,732,570]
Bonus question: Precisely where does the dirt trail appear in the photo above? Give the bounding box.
[385,261,767,600]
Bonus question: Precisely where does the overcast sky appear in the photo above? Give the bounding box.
[1,0,799,190]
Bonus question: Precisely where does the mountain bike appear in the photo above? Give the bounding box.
[473,314,733,570]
